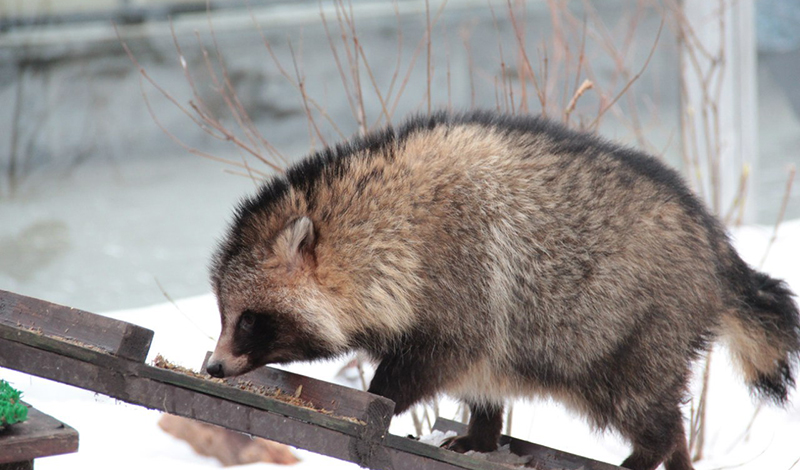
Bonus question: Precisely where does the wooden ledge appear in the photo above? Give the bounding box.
[0,290,153,362]
[0,403,79,464]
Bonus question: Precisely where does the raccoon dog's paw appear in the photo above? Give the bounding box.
[440,434,498,454]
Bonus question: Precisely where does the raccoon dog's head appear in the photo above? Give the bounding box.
[206,214,349,378]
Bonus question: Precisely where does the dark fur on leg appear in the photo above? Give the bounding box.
[367,346,458,414]
[620,405,692,470]
[665,433,693,470]
[441,403,503,453]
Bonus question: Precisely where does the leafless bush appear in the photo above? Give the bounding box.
[117,1,674,182]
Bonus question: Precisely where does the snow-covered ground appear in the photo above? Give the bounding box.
[3,219,799,469]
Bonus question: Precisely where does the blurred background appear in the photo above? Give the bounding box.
[1,1,800,469]
[0,0,798,330]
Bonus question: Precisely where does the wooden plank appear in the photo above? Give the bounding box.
[0,329,519,470]
[0,324,367,436]
[0,337,393,469]
[201,351,395,434]
[0,290,153,362]
[0,461,32,470]
[433,418,624,470]
[0,402,79,464]
[383,434,521,470]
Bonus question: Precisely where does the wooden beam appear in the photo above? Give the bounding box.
[0,324,366,436]
[200,351,394,432]
[0,336,383,466]
[433,418,624,470]
[0,334,518,470]
[0,403,79,464]
[0,290,153,362]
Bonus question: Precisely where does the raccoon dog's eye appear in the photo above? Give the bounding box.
[239,311,256,331]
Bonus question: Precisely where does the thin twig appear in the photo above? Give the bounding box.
[389,0,449,117]
[333,0,367,135]
[589,18,664,130]
[564,79,594,122]
[723,165,750,226]
[155,277,215,342]
[355,356,369,391]
[411,408,423,437]
[205,14,288,165]
[760,165,796,268]
[460,23,477,109]
[288,38,328,149]
[507,0,545,108]
[116,25,271,176]
[425,0,432,116]
[691,351,713,461]
[250,6,347,139]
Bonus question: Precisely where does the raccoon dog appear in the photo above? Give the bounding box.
[207,111,800,470]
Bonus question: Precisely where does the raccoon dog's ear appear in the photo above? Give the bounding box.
[274,216,316,270]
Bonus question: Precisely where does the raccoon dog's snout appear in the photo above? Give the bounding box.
[205,361,224,378]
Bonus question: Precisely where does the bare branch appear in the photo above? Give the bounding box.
[564,79,594,122]
[760,165,796,268]
[589,18,664,130]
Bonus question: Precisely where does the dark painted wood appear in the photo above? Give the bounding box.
[433,418,625,470]
[0,324,366,436]
[0,337,385,467]
[0,290,153,362]
[0,461,32,470]
[0,330,516,470]
[383,434,522,470]
[0,403,79,464]
[201,351,395,434]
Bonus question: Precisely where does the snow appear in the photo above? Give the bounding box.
[418,430,457,447]
[3,219,800,469]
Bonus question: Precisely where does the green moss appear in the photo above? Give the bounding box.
[0,380,27,427]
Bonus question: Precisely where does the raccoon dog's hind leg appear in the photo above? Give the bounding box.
[618,401,692,470]
[440,402,503,453]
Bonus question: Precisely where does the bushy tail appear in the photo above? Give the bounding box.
[722,269,800,403]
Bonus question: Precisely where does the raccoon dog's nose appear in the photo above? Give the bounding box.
[206,362,224,378]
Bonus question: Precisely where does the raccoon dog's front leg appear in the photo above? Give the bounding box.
[367,352,452,415]
[441,403,503,453]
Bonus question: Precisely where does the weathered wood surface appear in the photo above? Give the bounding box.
[0,332,516,470]
[0,290,153,362]
[0,402,79,464]
[0,324,367,437]
[433,418,625,470]
[0,334,382,466]
[201,351,394,431]
[0,461,32,470]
